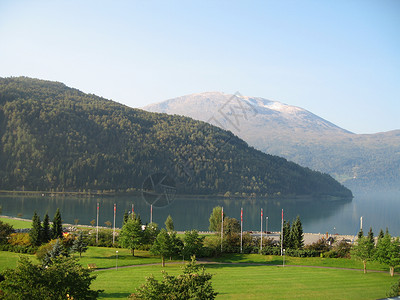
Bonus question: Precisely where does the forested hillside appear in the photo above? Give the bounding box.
[0,77,352,198]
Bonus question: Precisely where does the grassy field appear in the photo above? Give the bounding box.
[92,263,397,300]
[0,247,398,299]
[0,217,31,229]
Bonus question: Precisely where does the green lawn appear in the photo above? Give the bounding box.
[92,263,397,300]
[0,251,38,272]
[212,253,394,273]
[0,217,31,229]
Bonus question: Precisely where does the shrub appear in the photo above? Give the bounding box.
[8,233,31,246]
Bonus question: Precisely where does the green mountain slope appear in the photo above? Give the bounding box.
[0,77,352,198]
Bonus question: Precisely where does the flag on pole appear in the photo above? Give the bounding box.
[113,203,116,245]
[132,203,134,216]
[260,208,263,252]
[241,207,243,248]
[150,204,153,224]
[96,202,99,245]
[281,208,284,256]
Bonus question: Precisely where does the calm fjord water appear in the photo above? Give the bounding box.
[0,192,399,236]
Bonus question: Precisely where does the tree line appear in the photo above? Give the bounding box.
[0,77,352,198]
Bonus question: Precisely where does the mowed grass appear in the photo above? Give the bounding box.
[92,263,397,300]
[212,253,395,272]
[0,217,31,229]
[0,251,38,272]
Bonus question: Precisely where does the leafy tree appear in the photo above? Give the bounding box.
[165,215,174,232]
[375,234,400,276]
[0,256,102,299]
[209,206,224,232]
[290,216,304,249]
[52,208,63,239]
[223,217,240,235]
[71,231,88,258]
[123,210,129,226]
[351,235,375,273]
[183,230,204,258]
[0,220,14,244]
[387,279,400,297]
[30,211,42,246]
[143,222,160,246]
[151,229,174,267]
[119,216,144,256]
[42,212,51,244]
[129,257,217,299]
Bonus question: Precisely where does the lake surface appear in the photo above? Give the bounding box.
[0,192,399,236]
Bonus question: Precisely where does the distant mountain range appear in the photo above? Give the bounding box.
[0,77,352,198]
[143,92,400,192]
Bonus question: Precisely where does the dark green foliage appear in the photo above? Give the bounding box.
[290,216,304,250]
[304,238,331,253]
[378,229,385,240]
[129,257,217,299]
[0,77,352,198]
[71,231,88,258]
[30,211,42,246]
[387,279,400,298]
[280,220,292,249]
[367,227,374,244]
[357,228,364,239]
[123,210,129,226]
[0,256,102,300]
[223,217,240,235]
[143,222,160,247]
[0,220,14,244]
[42,239,68,267]
[119,216,144,256]
[52,208,62,239]
[165,215,174,232]
[41,212,51,244]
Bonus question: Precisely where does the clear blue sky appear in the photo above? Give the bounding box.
[1,0,399,134]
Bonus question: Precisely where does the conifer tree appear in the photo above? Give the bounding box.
[42,212,51,243]
[30,211,42,246]
[52,208,63,239]
[290,216,304,249]
[71,231,88,258]
[378,229,385,240]
[367,227,374,245]
[165,215,174,232]
[357,228,364,239]
[123,210,129,226]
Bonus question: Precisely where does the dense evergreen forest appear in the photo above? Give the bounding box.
[0,77,352,198]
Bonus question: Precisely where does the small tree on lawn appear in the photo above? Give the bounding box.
[52,208,63,239]
[129,257,217,299]
[119,216,144,256]
[71,231,88,258]
[165,215,174,232]
[280,220,292,249]
[42,238,68,267]
[151,229,174,267]
[375,233,400,277]
[0,256,102,299]
[351,235,375,273]
[30,211,42,247]
[183,230,204,258]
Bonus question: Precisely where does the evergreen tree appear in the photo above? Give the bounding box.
[367,227,374,245]
[52,208,63,239]
[280,220,292,249]
[42,212,51,244]
[165,215,174,232]
[30,211,42,247]
[378,229,385,240]
[357,228,364,239]
[43,239,67,267]
[71,231,88,258]
[290,216,304,250]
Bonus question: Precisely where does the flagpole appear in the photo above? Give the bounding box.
[150,204,153,224]
[240,207,243,253]
[96,202,99,245]
[281,209,284,256]
[132,203,134,218]
[113,203,116,245]
[260,208,263,253]
[221,206,224,252]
